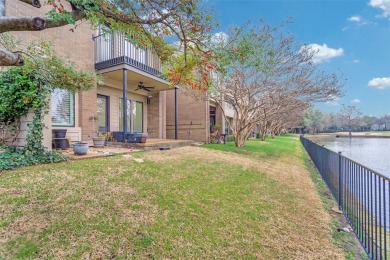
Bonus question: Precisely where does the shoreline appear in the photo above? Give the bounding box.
[304,133,390,139]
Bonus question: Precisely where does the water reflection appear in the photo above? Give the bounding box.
[317,137,390,177]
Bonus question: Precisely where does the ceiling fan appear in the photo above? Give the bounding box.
[135,82,154,92]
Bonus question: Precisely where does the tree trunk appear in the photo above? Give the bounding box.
[234,134,245,147]
[261,131,267,141]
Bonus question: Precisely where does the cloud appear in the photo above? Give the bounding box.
[353,59,360,63]
[326,95,341,106]
[347,15,372,25]
[306,43,344,64]
[211,32,229,44]
[369,0,390,17]
[368,77,390,89]
[348,15,362,22]
[351,99,361,103]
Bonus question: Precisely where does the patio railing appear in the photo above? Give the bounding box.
[93,33,163,77]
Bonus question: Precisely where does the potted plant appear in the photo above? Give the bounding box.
[140,133,148,143]
[52,129,67,138]
[92,135,105,148]
[89,114,105,147]
[93,132,112,147]
[73,142,89,155]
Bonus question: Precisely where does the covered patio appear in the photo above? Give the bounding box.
[106,138,193,150]
[63,138,194,160]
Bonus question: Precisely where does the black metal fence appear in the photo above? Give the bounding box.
[300,135,389,259]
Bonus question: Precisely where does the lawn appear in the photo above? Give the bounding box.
[0,135,346,258]
[203,134,297,157]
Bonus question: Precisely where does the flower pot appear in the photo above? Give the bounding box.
[73,142,89,155]
[140,134,148,143]
[52,138,69,149]
[92,137,105,148]
[52,129,67,138]
[211,139,219,144]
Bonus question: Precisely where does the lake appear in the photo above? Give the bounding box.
[316,137,390,177]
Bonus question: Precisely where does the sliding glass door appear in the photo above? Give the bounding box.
[97,95,109,133]
[119,98,143,133]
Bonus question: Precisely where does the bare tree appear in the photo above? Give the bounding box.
[303,107,324,134]
[378,114,390,130]
[339,105,362,136]
[209,22,344,147]
[258,97,308,140]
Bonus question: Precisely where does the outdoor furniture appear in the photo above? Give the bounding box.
[112,131,145,143]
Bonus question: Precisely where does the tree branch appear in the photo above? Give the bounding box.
[0,48,24,66]
[18,0,41,8]
[97,5,175,26]
[0,12,85,33]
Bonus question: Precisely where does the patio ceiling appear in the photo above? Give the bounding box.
[98,65,172,95]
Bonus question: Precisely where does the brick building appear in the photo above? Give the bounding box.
[166,89,234,143]
[5,0,233,147]
[6,0,169,149]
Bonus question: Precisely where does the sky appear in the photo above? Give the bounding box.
[211,0,390,117]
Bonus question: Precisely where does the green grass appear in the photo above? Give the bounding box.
[202,134,297,157]
[0,134,350,258]
[302,147,368,260]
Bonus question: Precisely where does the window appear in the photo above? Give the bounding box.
[119,98,131,131]
[51,88,75,126]
[133,101,143,133]
[119,98,143,133]
[97,95,109,133]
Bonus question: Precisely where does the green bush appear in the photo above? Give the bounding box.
[0,68,41,123]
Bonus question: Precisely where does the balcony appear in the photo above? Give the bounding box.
[93,33,163,78]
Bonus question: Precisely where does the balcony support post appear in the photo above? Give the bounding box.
[123,68,128,141]
[174,86,179,140]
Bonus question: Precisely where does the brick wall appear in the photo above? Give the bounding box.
[166,88,209,142]
[147,91,166,138]
[6,0,97,143]
[6,1,95,71]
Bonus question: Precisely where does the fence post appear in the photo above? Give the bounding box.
[338,151,342,210]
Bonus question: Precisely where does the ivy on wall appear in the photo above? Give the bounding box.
[0,35,100,171]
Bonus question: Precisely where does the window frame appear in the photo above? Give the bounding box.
[51,88,75,127]
[97,94,110,133]
[118,98,144,133]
